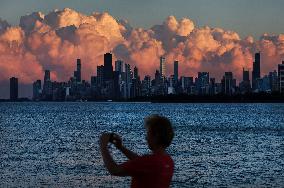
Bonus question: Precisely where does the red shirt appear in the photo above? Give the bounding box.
[120,153,174,188]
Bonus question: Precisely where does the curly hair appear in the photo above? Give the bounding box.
[145,115,174,148]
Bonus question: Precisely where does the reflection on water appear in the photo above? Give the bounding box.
[0,102,283,187]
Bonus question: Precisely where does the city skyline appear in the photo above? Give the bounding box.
[0,6,284,98]
[6,51,284,101]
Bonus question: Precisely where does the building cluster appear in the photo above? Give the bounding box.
[8,52,284,101]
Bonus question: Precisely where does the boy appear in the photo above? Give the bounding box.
[100,115,175,188]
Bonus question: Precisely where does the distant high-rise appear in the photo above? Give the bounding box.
[252,52,261,89]
[115,60,124,73]
[33,80,42,100]
[124,63,132,98]
[74,59,81,83]
[243,68,250,82]
[221,72,236,95]
[181,76,194,94]
[104,53,113,81]
[174,61,178,82]
[134,66,139,80]
[240,68,251,93]
[160,56,166,77]
[43,70,52,99]
[196,72,210,95]
[141,75,151,97]
[97,65,104,86]
[113,71,121,99]
[279,61,284,93]
[269,70,278,92]
[44,70,50,83]
[10,77,18,101]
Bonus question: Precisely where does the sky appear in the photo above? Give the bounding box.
[0,0,283,98]
[1,0,284,38]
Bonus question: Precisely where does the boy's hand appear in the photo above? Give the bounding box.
[100,133,111,147]
[110,133,123,149]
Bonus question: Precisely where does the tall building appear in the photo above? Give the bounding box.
[160,56,166,78]
[258,75,270,92]
[44,70,50,82]
[33,80,42,100]
[141,75,151,97]
[154,70,164,95]
[43,70,52,99]
[180,76,194,94]
[279,61,284,93]
[239,68,251,93]
[243,68,250,82]
[196,72,210,95]
[96,65,104,86]
[221,72,236,95]
[104,53,113,81]
[209,78,216,95]
[73,59,81,83]
[131,66,141,98]
[115,60,124,73]
[269,70,278,92]
[133,66,139,80]
[124,63,132,98]
[174,61,178,82]
[252,52,261,89]
[113,71,121,99]
[10,77,18,101]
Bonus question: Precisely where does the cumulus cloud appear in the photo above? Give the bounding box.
[0,8,283,97]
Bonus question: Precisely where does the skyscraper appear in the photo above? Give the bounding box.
[180,76,194,94]
[160,56,166,78]
[44,70,50,83]
[243,68,250,82]
[196,72,210,95]
[279,61,284,93]
[115,60,124,73]
[131,66,141,98]
[134,66,139,80]
[113,71,121,99]
[124,63,132,98]
[221,72,236,95]
[104,53,113,81]
[10,77,18,101]
[74,59,81,83]
[269,70,278,92]
[174,61,178,82]
[97,65,104,86]
[43,70,52,99]
[252,52,261,89]
[141,75,151,97]
[33,80,42,100]
[239,68,251,93]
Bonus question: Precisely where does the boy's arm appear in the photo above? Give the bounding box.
[100,133,129,176]
[110,133,139,160]
[118,145,139,160]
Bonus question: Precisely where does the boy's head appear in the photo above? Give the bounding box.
[144,115,174,150]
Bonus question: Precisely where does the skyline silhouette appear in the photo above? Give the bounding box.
[5,51,284,101]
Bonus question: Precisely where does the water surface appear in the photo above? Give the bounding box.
[0,102,283,187]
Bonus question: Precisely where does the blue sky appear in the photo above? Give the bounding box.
[0,0,283,38]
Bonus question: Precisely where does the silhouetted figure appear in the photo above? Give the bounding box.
[100,115,174,188]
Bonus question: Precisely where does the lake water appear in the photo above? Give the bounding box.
[0,102,283,187]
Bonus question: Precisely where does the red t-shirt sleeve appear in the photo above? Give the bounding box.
[120,155,158,176]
